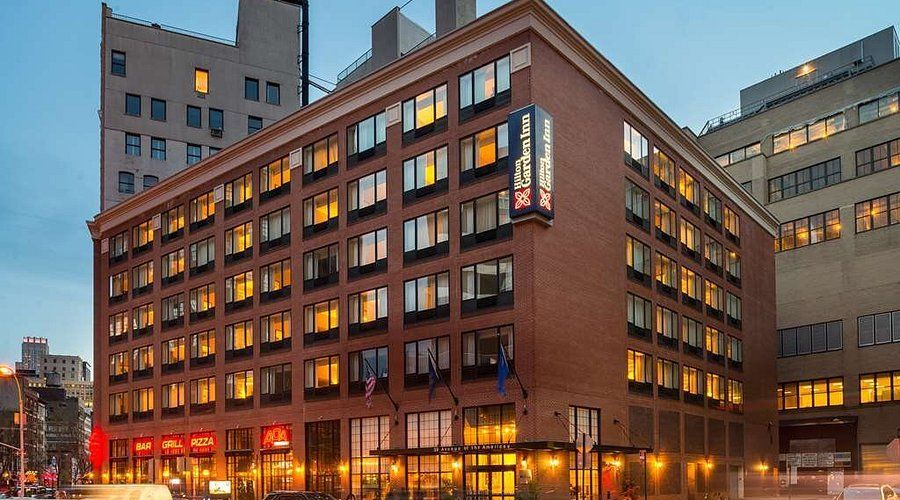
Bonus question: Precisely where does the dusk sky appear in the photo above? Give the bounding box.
[0,0,894,366]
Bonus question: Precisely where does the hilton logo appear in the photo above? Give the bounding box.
[508,104,554,221]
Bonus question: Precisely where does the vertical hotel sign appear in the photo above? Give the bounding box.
[508,104,554,221]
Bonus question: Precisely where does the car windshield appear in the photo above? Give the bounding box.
[843,487,883,499]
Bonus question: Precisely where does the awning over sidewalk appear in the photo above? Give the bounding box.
[370,441,576,456]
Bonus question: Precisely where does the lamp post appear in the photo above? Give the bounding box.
[0,365,25,498]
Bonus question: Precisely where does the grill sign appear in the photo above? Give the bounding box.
[508,104,554,220]
[132,437,153,457]
[190,431,217,455]
[261,424,291,450]
[161,434,185,456]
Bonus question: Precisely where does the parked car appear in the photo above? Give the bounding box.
[263,492,337,500]
[836,484,898,500]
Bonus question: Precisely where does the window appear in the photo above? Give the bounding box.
[856,138,900,176]
[348,170,386,219]
[225,222,253,260]
[109,271,128,299]
[461,256,513,311]
[704,190,722,228]
[726,293,741,326]
[728,379,743,410]
[245,77,259,101]
[190,330,215,361]
[714,143,761,167]
[349,287,388,331]
[187,106,201,128]
[460,123,509,179]
[705,237,723,272]
[655,252,677,292]
[260,259,291,298]
[260,207,291,248]
[626,235,651,281]
[261,363,291,401]
[304,355,340,393]
[225,271,253,306]
[652,147,676,194]
[347,112,386,161]
[125,133,141,156]
[741,181,752,193]
[726,250,741,282]
[773,113,845,153]
[209,146,221,155]
[407,410,452,448]
[161,337,185,367]
[109,311,128,341]
[248,116,262,134]
[348,415,390,498]
[260,156,290,197]
[225,173,252,211]
[857,309,900,347]
[625,179,650,229]
[194,68,209,94]
[303,243,339,288]
[706,373,725,403]
[727,336,743,366]
[189,237,215,272]
[225,320,253,354]
[109,351,128,380]
[190,376,215,406]
[724,206,740,242]
[682,366,703,396]
[856,192,900,233]
[149,137,166,161]
[125,94,141,116]
[776,209,840,251]
[680,267,701,304]
[302,134,339,179]
[403,146,448,196]
[626,292,652,337]
[187,144,201,165]
[266,82,280,105]
[705,326,726,359]
[304,188,339,232]
[657,358,679,391]
[349,347,389,387]
[623,122,649,177]
[405,208,450,259]
[404,336,450,384]
[858,92,899,123]
[132,387,154,415]
[111,50,126,76]
[768,158,841,202]
[118,171,135,194]
[463,404,516,446]
[654,200,676,243]
[678,168,700,210]
[132,345,154,375]
[189,191,215,227]
[189,283,215,316]
[461,190,510,247]
[132,303,154,334]
[779,321,843,357]
[462,325,514,380]
[160,293,184,325]
[209,108,224,131]
[859,371,899,404]
[348,228,388,275]
[459,56,510,114]
[656,305,678,343]
[626,349,652,384]
[109,231,128,260]
[404,272,450,321]
[261,310,291,346]
[778,378,844,409]
[225,370,254,402]
[151,98,166,121]
[402,84,448,136]
[704,281,723,314]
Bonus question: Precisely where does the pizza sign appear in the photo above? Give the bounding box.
[190,431,217,455]
[508,104,554,221]
[261,424,291,450]
[160,434,185,456]
[132,437,153,457]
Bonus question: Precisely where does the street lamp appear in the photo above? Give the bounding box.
[0,365,25,498]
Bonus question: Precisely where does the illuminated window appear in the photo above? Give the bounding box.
[463,404,515,445]
[682,366,703,395]
[132,303,154,332]
[623,122,649,177]
[225,271,253,305]
[225,370,254,401]
[132,387,154,413]
[304,355,340,390]
[403,146,448,194]
[225,222,253,257]
[855,192,900,233]
[225,320,253,352]
[654,200,677,242]
[704,281,723,313]
[304,188,339,232]
[402,84,448,135]
[304,299,339,337]
[459,56,510,112]
[347,112,386,160]
[776,209,840,251]
[161,206,184,239]
[657,358,679,390]
[724,206,740,242]
[626,235,651,279]
[260,258,291,297]
[706,373,725,403]
[109,352,128,379]
[109,311,129,340]
[404,271,450,316]
[194,68,209,94]
[405,208,450,256]
[680,267,702,303]
[652,147,676,194]
[679,218,700,256]
[348,287,388,328]
[225,173,253,210]
[260,156,290,196]
[348,415,391,500]
[728,379,743,410]
[714,143,761,167]
[132,219,154,250]
[705,327,725,357]
[856,138,900,176]
[348,228,388,274]
[626,292,652,336]
[132,345,154,373]
[768,158,841,202]
[773,113,844,153]
[460,123,509,178]
[190,330,215,360]
[302,134,339,177]
[189,283,215,314]
[348,170,386,217]
[656,305,677,342]
[190,376,215,405]
[261,310,291,344]
[189,191,216,226]
[161,382,185,409]
[778,378,843,409]
[626,349,652,384]
[109,271,129,299]
[678,168,700,209]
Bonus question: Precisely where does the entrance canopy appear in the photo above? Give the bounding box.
[369,441,575,456]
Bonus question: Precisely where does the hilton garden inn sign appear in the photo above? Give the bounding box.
[508,104,554,222]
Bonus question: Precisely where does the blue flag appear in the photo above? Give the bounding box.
[497,342,509,397]
[427,350,439,402]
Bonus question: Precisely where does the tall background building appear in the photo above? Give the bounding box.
[15,337,94,410]
[697,26,900,493]
[99,0,306,209]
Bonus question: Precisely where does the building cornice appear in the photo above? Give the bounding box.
[90,0,778,236]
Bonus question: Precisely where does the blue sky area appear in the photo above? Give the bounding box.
[0,0,895,366]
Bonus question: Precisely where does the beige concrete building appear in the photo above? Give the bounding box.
[697,27,900,492]
[100,0,304,209]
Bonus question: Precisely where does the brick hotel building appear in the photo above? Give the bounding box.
[88,0,779,498]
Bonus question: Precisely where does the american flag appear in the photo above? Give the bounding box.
[364,374,377,408]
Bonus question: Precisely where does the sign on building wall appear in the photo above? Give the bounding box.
[160,434,185,456]
[508,104,554,221]
[261,424,292,450]
[190,431,217,455]
[132,437,153,457]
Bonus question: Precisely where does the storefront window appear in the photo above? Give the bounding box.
[306,420,341,498]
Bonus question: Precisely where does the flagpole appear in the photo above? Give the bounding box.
[500,339,528,399]
[429,350,458,406]
[362,357,399,411]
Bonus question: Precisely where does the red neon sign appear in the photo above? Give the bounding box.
[190,431,217,455]
[261,424,291,450]
[132,437,154,457]
[160,434,185,456]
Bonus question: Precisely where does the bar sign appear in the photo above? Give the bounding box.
[508,104,554,221]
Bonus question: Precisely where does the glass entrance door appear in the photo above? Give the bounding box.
[463,453,516,499]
